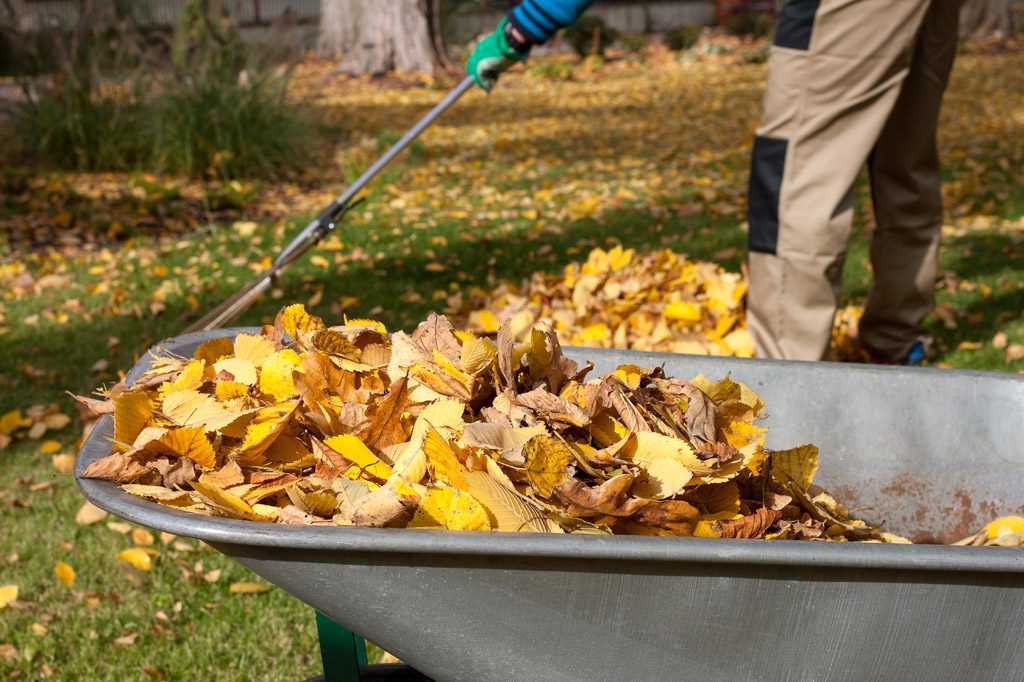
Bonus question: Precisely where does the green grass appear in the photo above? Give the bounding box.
[1,49,1022,679]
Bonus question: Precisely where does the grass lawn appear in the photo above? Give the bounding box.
[1,44,1022,679]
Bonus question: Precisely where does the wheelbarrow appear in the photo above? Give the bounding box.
[76,328,1024,682]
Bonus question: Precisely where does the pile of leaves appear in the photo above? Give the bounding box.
[448,246,877,362]
[81,304,903,541]
[449,246,756,358]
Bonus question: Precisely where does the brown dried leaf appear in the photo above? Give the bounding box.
[716,508,781,539]
[357,377,412,451]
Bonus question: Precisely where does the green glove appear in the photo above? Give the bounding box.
[467,18,528,92]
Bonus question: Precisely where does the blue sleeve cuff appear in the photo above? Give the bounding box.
[508,0,595,45]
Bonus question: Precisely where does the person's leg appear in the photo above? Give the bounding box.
[859,0,961,361]
[747,0,933,360]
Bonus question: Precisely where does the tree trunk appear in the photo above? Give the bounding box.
[959,0,1016,38]
[1,0,26,30]
[318,0,450,75]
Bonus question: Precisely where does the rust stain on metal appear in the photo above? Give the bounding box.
[828,474,1008,545]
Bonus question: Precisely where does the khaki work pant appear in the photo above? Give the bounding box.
[746,0,961,361]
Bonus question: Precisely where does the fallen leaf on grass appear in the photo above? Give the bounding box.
[118,548,153,571]
[0,585,17,608]
[51,454,75,473]
[132,529,155,546]
[114,632,137,647]
[55,561,75,587]
[228,582,270,594]
[75,502,108,526]
[0,644,17,664]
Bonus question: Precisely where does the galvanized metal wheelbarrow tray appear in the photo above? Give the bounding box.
[77,329,1024,682]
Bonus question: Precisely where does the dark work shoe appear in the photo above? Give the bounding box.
[863,340,927,366]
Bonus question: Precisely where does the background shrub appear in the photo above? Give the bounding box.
[528,59,576,81]
[8,1,149,170]
[563,16,617,58]
[741,44,771,64]
[7,0,308,180]
[617,31,650,54]
[665,24,702,51]
[724,12,775,38]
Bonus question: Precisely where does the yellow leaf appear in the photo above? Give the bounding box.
[280,303,325,339]
[191,478,275,522]
[524,435,573,498]
[55,561,75,587]
[694,520,722,538]
[158,360,206,398]
[465,471,560,533]
[142,426,217,469]
[690,374,741,404]
[215,380,251,401]
[985,516,1024,539]
[113,391,153,452]
[162,390,226,426]
[589,413,629,448]
[459,335,497,374]
[287,483,337,516]
[475,310,499,334]
[194,337,235,366]
[422,425,468,490]
[724,329,755,357]
[770,444,819,491]
[663,301,702,323]
[259,350,303,401]
[324,434,393,480]
[632,457,693,499]
[234,402,297,464]
[387,435,428,486]
[0,584,18,608]
[0,409,30,435]
[40,440,61,454]
[342,317,388,334]
[695,482,741,518]
[612,365,644,390]
[260,435,313,473]
[213,357,257,386]
[118,548,152,571]
[229,582,270,594]
[233,333,275,367]
[409,486,490,531]
[722,420,768,450]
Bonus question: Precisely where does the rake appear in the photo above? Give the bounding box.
[184,76,476,334]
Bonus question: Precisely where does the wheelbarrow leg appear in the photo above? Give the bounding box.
[315,611,367,682]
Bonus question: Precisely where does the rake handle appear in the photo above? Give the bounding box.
[184,76,476,334]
